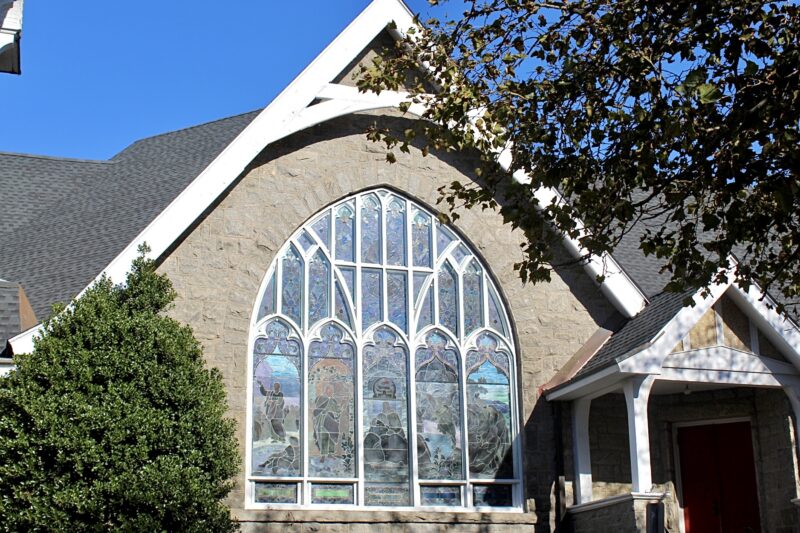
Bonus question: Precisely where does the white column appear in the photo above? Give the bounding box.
[572,397,593,504]
[783,385,800,488]
[623,375,655,493]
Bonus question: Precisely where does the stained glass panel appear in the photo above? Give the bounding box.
[436,224,455,258]
[420,486,461,507]
[438,262,458,336]
[467,333,513,480]
[256,271,276,322]
[452,243,470,265]
[488,284,509,337]
[334,282,353,329]
[363,328,410,495]
[335,203,355,262]
[311,212,331,251]
[308,251,329,328]
[365,483,410,506]
[386,197,406,266]
[413,272,429,306]
[362,268,382,332]
[252,320,302,477]
[251,189,520,510]
[298,230,316,252]
[281,246,303,327]
[412,210,432,267]
[361,194,382,264]
[387,271,408,333]
[309,323,355,478]
[472,485,513,507]
[311,484,354,505]
[417,285,434,330]
[416,330,463,480]
[254,483,298,504]
[463,261,483,337]
[339,266,356,307]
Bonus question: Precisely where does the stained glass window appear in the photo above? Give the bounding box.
[248,189,519,509]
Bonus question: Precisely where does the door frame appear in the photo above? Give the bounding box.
[671,416,759,533]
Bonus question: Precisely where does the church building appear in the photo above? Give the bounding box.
[2,1,800,531]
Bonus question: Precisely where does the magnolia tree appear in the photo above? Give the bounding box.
[0,249,239,532]
[359,0,800,310]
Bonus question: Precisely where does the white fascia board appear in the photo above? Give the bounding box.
[545,363,625,401]
[728,283,800,367]
[663,347,800,377]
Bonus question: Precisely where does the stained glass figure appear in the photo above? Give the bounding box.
[415,330,463,480]
[362,268,382,332]
[412,210,432,267]
[463,261,483,336]
[308,251,330,328]
[311,212,331,251]
[466,333,513,479]
[438,262,459,336]
[386,197,406,266]
[361,194,382,264]
[335,203,355,262]
[281,246,303,327]
[362,327,410,505]
[387,271,408,333]
[250,189,520,510]
[308,323,355,477]
[256,271,276,322]
[252,319,302,477]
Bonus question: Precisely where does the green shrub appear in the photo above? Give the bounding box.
[0,249,239,532]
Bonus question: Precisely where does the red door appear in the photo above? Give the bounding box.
[677,421,761,533]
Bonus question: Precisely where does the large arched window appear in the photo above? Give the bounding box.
[246,189,521,510]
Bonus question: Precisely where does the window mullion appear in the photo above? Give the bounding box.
[353,195,365,505]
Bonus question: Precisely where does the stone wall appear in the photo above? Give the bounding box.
[157,109,619,531]
[568,495,660,533]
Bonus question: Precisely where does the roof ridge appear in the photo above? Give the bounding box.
[113,108,262,157]
[0,151,111,164]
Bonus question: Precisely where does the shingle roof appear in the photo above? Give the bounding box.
[0,280,21,351]
[0,110,259,321]
[570,289,692,380]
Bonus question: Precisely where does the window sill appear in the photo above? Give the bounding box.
[234,508,535,525]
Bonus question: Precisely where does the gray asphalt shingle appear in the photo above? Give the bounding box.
[0,110,259,321]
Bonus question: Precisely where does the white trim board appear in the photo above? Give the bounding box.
[10,0,647,353]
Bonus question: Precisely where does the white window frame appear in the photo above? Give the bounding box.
[244,188,523,512]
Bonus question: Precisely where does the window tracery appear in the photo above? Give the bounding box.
[247,189,520,509]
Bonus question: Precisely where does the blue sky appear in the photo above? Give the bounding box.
[0,1,440,160]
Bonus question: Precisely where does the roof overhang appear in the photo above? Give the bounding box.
[0,0,22,74]
[546,274,800,401]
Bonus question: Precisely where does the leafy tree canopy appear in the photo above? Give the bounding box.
[359,0,800,311]
[0,248,239,532]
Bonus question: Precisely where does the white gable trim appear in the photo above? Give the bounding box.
[10,0,648,353]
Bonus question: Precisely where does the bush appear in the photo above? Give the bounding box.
[0,249,239,532]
